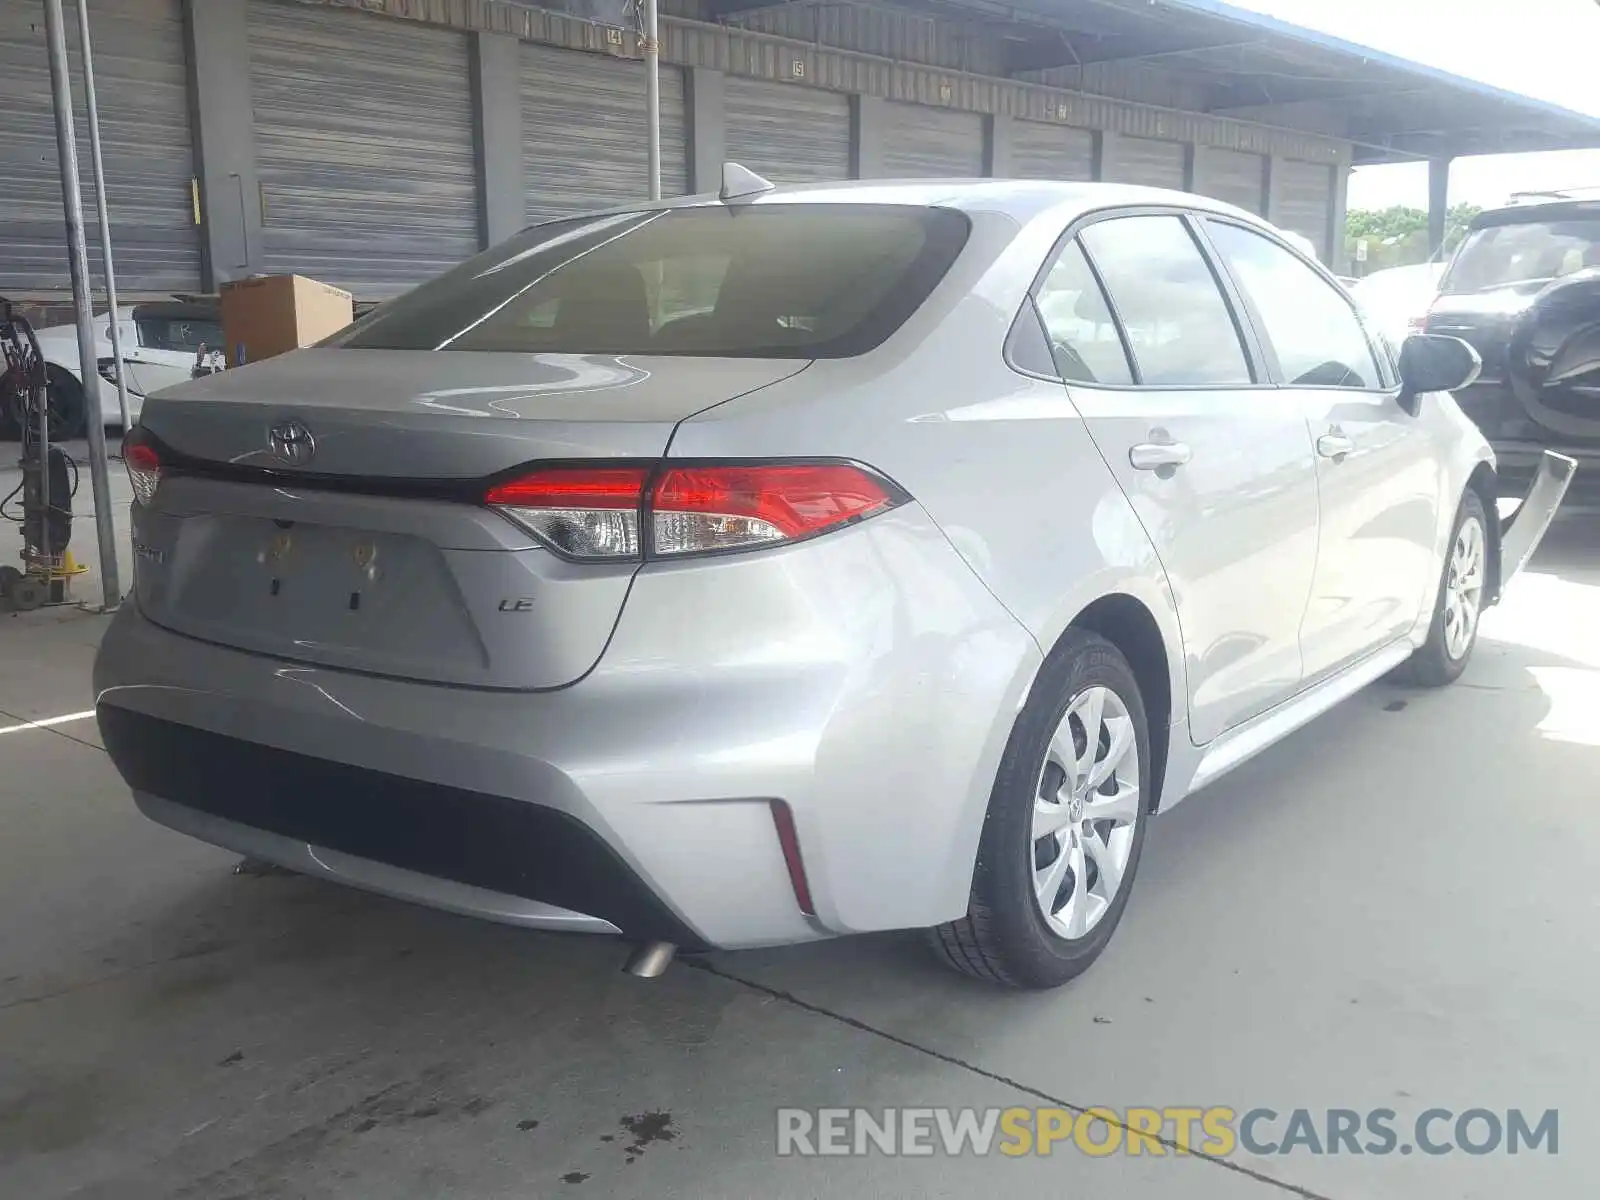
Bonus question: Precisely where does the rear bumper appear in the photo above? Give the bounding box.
[100,706,703,947]
[1491,441,1596,515]
[1498,450,1577,581]
[94,504,1040,950]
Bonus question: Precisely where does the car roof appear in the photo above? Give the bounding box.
[1472,197,1600,228]
[609,176,1269,231]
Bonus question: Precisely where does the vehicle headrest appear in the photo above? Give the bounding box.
[554,264,651,347]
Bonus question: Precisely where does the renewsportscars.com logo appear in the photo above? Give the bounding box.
[776,1107,1559,1158]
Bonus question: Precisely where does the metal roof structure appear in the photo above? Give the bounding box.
[826,0,1600,165]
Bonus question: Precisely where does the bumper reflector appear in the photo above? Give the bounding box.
[769,799,815,917]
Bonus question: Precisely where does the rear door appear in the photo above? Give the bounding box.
[1203,219,1440,681]
[1043,212,1320,744]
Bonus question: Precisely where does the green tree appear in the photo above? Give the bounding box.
[1346,203,1481,272]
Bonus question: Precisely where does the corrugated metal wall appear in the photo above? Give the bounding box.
[736,4,1003,77]
[391,0,1348,161]
[249,1,481,297]
[2,0,1355,300]
[0,0,199,296]
[1105,135,1186,189]
[1194,148,1265,214]
[522,43,689,221]
[1024,61,1212,114]
[881,103,985,177]
[1278,159,1333,260]
[1011,121,1095,182]
[724,77,851,184]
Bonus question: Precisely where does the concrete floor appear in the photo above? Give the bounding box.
[3,446,1599,1198]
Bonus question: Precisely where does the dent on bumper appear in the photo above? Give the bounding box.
[93,504,1041,950]
[1500,450,1577,582]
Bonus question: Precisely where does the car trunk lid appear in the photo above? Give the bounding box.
[138,348,807,477]
[130,349,807,689]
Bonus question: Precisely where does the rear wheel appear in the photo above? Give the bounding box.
[1401,489,1489,687]
[931,630,1150,989]
[43,366,87,442]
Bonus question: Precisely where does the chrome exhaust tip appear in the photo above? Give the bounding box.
[622,941,677,978]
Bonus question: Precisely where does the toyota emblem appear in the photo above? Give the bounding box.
[267,420,316,466]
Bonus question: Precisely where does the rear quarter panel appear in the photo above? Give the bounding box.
[670,204,1187,783]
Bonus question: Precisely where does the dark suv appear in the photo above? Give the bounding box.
[1425,194,1599,513]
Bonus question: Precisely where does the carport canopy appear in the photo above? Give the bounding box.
[734,0,1600,165]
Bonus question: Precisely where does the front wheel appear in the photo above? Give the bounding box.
[930,630,1150,989]
[1400,489,1489,688]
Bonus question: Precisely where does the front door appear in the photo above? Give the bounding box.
[1038,213,1321,745]
[1202,219,1441,682]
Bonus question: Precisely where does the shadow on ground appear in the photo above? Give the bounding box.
[1,503,1597,1198]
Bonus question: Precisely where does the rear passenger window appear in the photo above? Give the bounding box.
[1079,216,1253,387]
[1033,241,1134,385]
[1207,221,1382,389]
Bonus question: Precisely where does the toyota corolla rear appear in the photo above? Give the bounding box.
[93,198,1042,952]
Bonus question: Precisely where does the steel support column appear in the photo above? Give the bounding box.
[985,114,1013,177]
[851,94,885,179]
[471,32,524,245]
[76,0,131,431]
[1330,161,1351,273]
[43,0,120,608]
[1428,156,1452,258]
[685,67,725,192]
[644,0,661,200]
[184,0,260,286]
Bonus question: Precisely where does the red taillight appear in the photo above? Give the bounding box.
[484,465,649,560]
[485,461,902,561]
[484,467,649,510]
[651,464,895,555]
[123,433,161,506]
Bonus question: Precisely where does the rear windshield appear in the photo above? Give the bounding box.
[1441,216,1600,295]
[328,204,971,358]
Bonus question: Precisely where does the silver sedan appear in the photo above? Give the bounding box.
[94,176,1571,989]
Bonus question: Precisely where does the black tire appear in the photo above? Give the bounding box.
[1399,488,1489,688]
[931,629,1151,989]
[44,366,87,442]
[7,576,46,612]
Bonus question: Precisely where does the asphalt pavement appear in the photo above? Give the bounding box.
[2,445,1597,1198]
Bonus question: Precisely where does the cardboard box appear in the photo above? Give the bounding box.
[220,275,354,366]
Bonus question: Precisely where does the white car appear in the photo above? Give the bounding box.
[21,302,220,438]
[95,179,1572,989]
[1350,262,1447,352]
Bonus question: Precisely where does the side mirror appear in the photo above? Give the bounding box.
[1398,334,1481,414]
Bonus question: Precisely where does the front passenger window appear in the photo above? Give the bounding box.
[1206,221,1382,389]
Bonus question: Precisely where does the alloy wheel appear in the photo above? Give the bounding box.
[1031,685,1141,940]
[1443,516,1486,661]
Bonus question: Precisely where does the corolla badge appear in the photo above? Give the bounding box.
[267,420,316,465]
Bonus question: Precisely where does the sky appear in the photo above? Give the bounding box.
[1227,0,1600,211]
